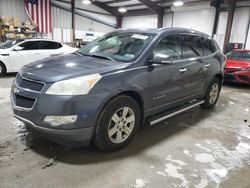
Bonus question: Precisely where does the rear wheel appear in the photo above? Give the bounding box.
[93,95,140,151]
[0,62,6,77]
[201,78,221,109]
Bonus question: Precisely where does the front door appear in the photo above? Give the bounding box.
[10,41,41,70]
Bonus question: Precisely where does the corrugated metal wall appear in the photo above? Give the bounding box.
[0,0,28,20]
[52,7,114,33]
[52,6,72,29]
[75,15,114,33]
[0,0,114,34]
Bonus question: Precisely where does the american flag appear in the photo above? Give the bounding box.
[24,0,52,33]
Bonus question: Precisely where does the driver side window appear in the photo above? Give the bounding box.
[152,35,183,61]
[19,41,40,50]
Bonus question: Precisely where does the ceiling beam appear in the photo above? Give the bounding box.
[91,0,120,17]
[125,9,156,16]
[137,0,163,14]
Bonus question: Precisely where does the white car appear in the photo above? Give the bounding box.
[0,39,78,76]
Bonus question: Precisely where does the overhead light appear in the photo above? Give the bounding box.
[173,1,184,7]
[118,7,127,13]
[82,0,91,5]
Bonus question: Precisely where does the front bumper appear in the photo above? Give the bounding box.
[14,114,93,147]
[11,74,111,147]
[224,72,250,84]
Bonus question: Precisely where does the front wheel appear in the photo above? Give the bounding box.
[0,62,6,77]
[93,95,140,152]
[201,78,221,109]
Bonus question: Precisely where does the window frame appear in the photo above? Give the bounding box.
[148,34,184,62]
[181,34,205,59]
[39,41,62,50]
[18,40,41,51]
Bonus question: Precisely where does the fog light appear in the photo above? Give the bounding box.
[44,115,77,127]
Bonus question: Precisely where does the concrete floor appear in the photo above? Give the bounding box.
[0,74,249,188]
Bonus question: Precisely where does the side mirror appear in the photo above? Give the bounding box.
[13,46,23,51]
[150,53,172,64]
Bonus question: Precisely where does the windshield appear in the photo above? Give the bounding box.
[77,32,156,62]
[226,51,250,61]
[0,40,24,49]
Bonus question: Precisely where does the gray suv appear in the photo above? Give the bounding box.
[11,28,225,151]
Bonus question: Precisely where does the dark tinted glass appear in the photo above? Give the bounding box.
[182,35,203,58]
[152,35,183,61]
[41,41,61,49]
[202,38,218,55]
[19,41,40,50]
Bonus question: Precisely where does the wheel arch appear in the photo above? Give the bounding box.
[98,90,145,125]
[0,61,7,75]
[214,73,223,84]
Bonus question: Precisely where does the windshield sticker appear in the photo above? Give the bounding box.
[131,34,149,40]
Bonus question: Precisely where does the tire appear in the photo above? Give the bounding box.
[93,95,140,152]
[201,78,221,109]
[0,62,6,77]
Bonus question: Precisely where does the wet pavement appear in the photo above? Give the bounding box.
[0,74,249,188]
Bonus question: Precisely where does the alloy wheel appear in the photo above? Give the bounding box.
[209,83,219,104]
[108,107,135,144]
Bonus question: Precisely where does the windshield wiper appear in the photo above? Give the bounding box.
[81,53,116,62]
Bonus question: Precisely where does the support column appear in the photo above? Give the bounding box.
[116,16,122,29]
[157,11,164,28]
[223,0,236,53]
[243,11,250,49]
[71,0,75,46]
[212,0,221,37]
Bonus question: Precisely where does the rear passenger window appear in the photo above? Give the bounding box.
[202,38,218,55]
[41,41,62,49]
[182,35,203,58]
[152,35,183,61]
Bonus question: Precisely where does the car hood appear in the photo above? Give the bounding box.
[0,48,10,54]
[226,59,250,69]
[20,53,128,82]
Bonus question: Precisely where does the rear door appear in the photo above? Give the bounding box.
[180,34,207,95]
[39,41,64,58]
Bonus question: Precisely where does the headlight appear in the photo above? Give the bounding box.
[46,74,102,95]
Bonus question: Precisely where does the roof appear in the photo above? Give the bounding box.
[22,38,58,42]
[114,27,211,37]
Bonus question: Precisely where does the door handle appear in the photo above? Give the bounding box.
[179,68,187,73]
[205,64,211,68]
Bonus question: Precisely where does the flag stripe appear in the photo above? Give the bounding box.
[24,0,51,33]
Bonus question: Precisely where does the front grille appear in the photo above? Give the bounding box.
[238,75,249,82]
[224,74,235,82]
[16,74,44,92]
[15,95,35,108]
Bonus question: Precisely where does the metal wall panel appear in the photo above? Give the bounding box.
[52,6,72,29]
[52,6,114,33]
[75,15,114,33]
[0,0,28,20]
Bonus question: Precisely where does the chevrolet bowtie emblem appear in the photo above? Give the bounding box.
[13,87,20,94]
